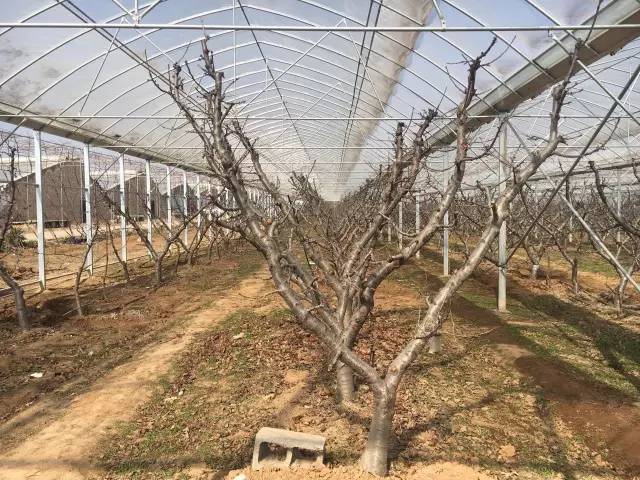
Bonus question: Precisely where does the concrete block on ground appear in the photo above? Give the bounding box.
[251,427,325,470]
[428,333,442,354]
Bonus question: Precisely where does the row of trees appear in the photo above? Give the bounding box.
[447,169,640,315]
[0,146,244,329]
[154,38,596,476]
[155,32,640,474]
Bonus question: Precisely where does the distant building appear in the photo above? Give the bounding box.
[9,160,165,227]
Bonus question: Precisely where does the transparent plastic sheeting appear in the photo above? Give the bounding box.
[1,0,639,199]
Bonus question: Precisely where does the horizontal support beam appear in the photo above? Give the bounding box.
[1,22,640,32]
[1,114,639,120]
[90,144,640,150]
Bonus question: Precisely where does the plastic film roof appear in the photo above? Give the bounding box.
[1,0,640,199]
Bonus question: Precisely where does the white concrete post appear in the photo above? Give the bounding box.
[196,175,202,236]
[33,131,46,290]
[567,179,573,244]
[398,201,403,248]
[118,153,127,262]
[497,125,507,312]
[183,171,188,244]
[443,157,450,277]
[415,192,421,259]
[145,159,152,248]
[616,168,622,244]
[166,165,172,230]
[82,144,93,274]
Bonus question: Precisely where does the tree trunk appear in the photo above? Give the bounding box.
[155,259,164,285]
[13,284,30,330]
[74,279,84,317]
[571,258,579,295]
[531,264,539,280]
[336,361,355,403]
[615,277,628,317]
[0,266,30,330]
[360,389,396,476]
[207,236,215,262]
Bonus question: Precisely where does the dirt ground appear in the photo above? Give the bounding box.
[0,266,268,480]
[89,247,639,480]
[0,244,262,451]
[1,242,639,480]
[0,229,188,292]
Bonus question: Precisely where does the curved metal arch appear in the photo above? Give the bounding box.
[38,31,242,136]
[143,90,393,164]
[153,115,373,168]
[89,58,270,140]
[92,30,445,135]
[512,52,640,150]
[87,51,412,154]
[368,0,593,154]
[0,1,62,38]
[367,0,526,111]
[94,75,356,155]
[25,30,231,133]
[249,117,366,146]
[442,0,555,83]
[253,30,460,110]
[162,117,389,170]
[107,64,384,142]
[7,0,632,194]
[0,3,146,87]
[90,37,444,152]
[249,0,471,104]
[18,23,455,173]
[24,4,461,140]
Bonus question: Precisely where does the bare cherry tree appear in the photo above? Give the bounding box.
[0,146,31,330]
[589,162,640,315]
[152,38,580,475]
[94,179,215,285]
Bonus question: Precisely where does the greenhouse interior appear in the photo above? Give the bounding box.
[0,1,640,479]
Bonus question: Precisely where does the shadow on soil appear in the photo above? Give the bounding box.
[415,248,640,476]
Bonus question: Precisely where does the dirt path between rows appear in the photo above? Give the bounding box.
[0,270,268,480]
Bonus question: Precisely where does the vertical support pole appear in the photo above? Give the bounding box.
[33,130,46,290]
[145,159,152,248]
[166,165,172,230]
[616,168,622,244]
[207,180,213,241]
[196,175,202,237]
[567,178,573,244]
[415,192,421,259]
[82,144,93,275]
[443,157,449,277]
[183,171,188,244]
[497,125,508,312]
[398,201,403,248]
[119,153,127,262]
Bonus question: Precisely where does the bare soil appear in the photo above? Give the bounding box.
[92,249,640,479]
[0,245,262,452]
[0,231,184,291]
[0,263,268,480]
[1,243,639,480]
